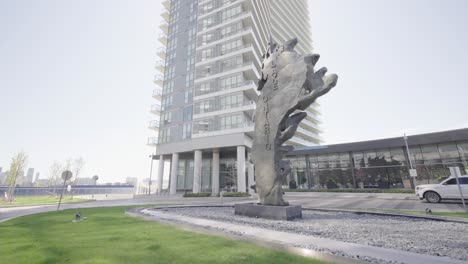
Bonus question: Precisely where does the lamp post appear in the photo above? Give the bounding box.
[403,134,417,189]
[148,154,155,195]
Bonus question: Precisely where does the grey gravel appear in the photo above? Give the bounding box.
[152,207,468,262]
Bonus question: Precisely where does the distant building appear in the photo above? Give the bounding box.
[75,177,95,185]
[26,168,34,184]
[125,177,138,186]
[34,172,40,183]
[34,179,49,187]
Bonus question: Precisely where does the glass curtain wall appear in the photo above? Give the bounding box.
[288,141,468,189]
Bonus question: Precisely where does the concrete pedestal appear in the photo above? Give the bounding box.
[234,203,302,221]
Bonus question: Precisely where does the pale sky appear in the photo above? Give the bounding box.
[1,0,467,183]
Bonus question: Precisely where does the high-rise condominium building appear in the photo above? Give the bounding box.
[148,0,322,195]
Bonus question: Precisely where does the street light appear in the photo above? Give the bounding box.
[403,134,417,189]
[148,154,155,195]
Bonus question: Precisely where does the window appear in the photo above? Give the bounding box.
[221,39,242,55]
[186,56,195,71]
[460,178,468,184]
[183,106,193,121]
[162,111,172,125]
[183,123,192,139]
[201,48,213,60]
[162,96,173,110]
[221,22,241,38]
[160,128,172,143]
[221,5,241,21]
[445,178,457,185]
[220,74,242,89]
[184,90,193,103]
[220,114,243,130]
[185,72,194,88]
[220,93,243,109]
[163,80,174,94]
[221,56,242,70]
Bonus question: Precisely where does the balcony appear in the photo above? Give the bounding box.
[157,47,166,60]
[162,0,170,10]
[153,74,164,86]
[150,104,161,115]
[148,120,160,131]
[194,100,255,119]
[155,59,165,73]
[158,33,167,46]
[147,137,159,146]
[192,120,254,138]
[152,89,162,100]
[161,11,170,22]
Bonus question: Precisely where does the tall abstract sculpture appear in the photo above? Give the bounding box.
[252,38,338,206]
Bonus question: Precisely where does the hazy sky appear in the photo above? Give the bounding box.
[1,0,467,183]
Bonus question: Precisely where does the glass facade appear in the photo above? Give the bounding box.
[287,141,468,189]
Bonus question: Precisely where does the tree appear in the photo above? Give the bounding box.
[5,152,28,203]
[92,175,99,185]
[70,157,85,199]
[48,161,63,194]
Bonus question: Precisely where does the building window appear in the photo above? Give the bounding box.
[220,74,242,89]
[221,38,242,55]
[221,5,241,21]
[184,90,193,103]
[162,111,172,125]
[183,123,192,139]
[162,96,173,110]
[183,106,193,121]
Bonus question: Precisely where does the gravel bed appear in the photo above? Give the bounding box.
[152,206,468,262]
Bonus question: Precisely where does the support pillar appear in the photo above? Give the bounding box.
[212,148,220,196]
[170,153,179,195]
[157,155,164,192]
[248,160,255,195]
[237,146,246,193]
[193,150,202,193]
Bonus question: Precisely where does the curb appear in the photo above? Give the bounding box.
[302,207,468,224]
[139,204,468,224]
[0,199,96,209]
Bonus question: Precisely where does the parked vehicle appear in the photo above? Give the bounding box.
[416,175,468,203]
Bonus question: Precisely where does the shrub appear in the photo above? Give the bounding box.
[220,192,251,197]
[285,188,414,194]
[183,192,211,198]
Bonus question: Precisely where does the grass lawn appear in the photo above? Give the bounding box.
[0,206,329,264]
[0,196,89,207]
[360,208,468,219]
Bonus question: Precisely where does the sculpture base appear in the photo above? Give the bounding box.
[234,203,302,221]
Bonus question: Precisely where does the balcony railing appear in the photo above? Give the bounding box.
[194,121,254,135]
[152,89,162,98]
[153,74,164,85]
[195,80,254,96]
[149,120,160,130]
[151,104,161,114]
[195,100,254,115]
[147,137,159,146]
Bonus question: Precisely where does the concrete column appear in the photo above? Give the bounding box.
[212,148,220,196]
[237,146,246,193]
[193,150,202,193]
[170,153,179,195]
[247,151,255,195]
[157,155,164,192]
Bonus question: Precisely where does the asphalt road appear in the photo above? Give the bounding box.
[1,192,466,222]
[285,192,468,212]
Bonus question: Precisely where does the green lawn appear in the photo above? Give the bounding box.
[0,206,328,264]
[359,208,468,219]
[0,196,89,207]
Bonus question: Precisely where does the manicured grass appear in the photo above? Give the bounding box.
[286,188,415,194]
[360,208,468,219]
[0,196,89,207]
[0,206,328,264]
